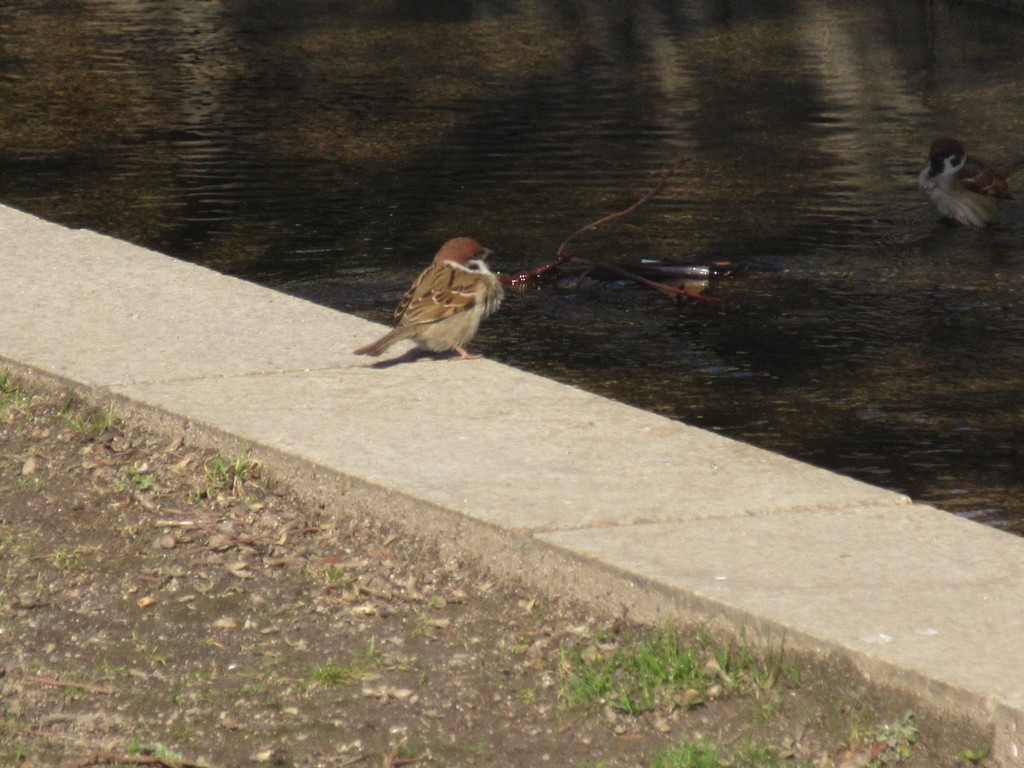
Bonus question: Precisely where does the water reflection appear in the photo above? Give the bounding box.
[0,0,1022,532]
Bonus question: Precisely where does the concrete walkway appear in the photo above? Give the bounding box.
[2,203,1023,764]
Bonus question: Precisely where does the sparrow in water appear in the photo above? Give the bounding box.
[354,237,504,360]
[918,137,1021,227]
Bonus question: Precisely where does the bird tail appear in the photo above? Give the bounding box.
[1004,156,1024,179]
[354,328,407,356]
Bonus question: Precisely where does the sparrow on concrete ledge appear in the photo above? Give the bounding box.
[918,137,1022,227]
[354,237,504,360]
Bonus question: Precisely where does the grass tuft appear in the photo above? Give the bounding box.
[559,627,790,717]
[297,639,384,693]
[641,736,818,768]
[0,371,17,397]
[201,448,259,498]
[560,628,705,715]
[67,404,116,436]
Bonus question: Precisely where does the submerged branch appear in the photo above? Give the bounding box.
[568,259,727,304]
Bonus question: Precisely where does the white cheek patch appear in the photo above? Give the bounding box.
[946,155,965,174]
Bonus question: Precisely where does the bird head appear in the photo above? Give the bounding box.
[926,137,967,178]
[433,237,492,266]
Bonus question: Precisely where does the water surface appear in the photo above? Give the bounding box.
[1,0,1022,531]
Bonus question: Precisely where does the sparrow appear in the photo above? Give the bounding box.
[918,137,1021,227]
[354,237,504,360]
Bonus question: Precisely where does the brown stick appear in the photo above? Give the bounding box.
[570,259,725,304]
[502,158,688,287]
[23,675,116,695]
[61,752,222,768]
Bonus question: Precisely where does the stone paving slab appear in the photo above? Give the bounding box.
[3,210,355,384]
[114,368,907,533]
[538,505,1024,702]
[3,203,1024,765]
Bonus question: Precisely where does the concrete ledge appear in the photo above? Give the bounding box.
[3,204,1023,765]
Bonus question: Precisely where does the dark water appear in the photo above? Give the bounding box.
[1,0,1023,532]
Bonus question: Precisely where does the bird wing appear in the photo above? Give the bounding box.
[959,157,1012,199]
[394,262,481,327]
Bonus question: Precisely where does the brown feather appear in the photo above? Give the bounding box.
[394,262,482,326]
[958,157,1012,200]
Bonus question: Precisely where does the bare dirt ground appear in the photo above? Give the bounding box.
[0,372,995,768]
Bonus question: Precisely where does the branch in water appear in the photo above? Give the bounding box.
[502,158,689,289]
[566,258,731,305]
